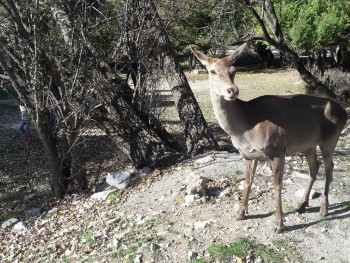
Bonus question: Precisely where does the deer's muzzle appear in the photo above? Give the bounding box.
[224,87,239,101]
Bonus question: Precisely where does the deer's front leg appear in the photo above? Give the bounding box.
[272,156,285,233]
[236,159,258,220]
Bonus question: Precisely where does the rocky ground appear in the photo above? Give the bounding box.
[0,72,349,262]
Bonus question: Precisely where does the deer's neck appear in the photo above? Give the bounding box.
[210,90,248,136]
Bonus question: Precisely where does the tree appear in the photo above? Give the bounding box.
[283,0,350,51]
[117,0,218,155]
[0,0,220,196]
[157,0,254,53]
[282,0,350,73]
[242,0,336,97]
[0,0,183,197]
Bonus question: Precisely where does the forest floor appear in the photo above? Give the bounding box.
[0,68,349,263]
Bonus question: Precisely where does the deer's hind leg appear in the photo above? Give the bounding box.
[296,147,319,214]
[319,144,336,217]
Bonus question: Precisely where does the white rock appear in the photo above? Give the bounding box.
[285,178,294,185]
[186,172,209,196]
[64,248,73,256]
[90,190,115,201]
[136,215,148,225]
[238,181,245,190]
[94,230,107,239]
[194,220,211,229]
[113,238,120,249]
[106,172,131,189]
[184,194,200,205]
[13,221,27,232]
[1,218,19,229]
[195,156,214,164]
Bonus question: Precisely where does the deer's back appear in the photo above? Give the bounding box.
[240,94,347,155]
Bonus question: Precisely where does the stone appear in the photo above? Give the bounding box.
[113,238,120,249]
[106,172,131,189]
[13,221,27,232]
[184,194,200,205]
[136,215,148,225]
[25,208,41,216]
[321,227,327,233]
[90,190,115,201]
[186,172,210,196]
[285,178,294,185]
[194,220,211,229]
[238,181,245,190]
[1,218,19,229]
[195,156,214,164]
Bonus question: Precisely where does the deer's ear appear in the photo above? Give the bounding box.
[227,43,247,64]
[191,48,209,66]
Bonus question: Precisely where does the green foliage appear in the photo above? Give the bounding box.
[157,0,252,51]
[208,237,253,260]
[207,236,301,262]
[190,260,207,263]
[76,230,95,245]
[283,0,350,50]
[108,190,124,204]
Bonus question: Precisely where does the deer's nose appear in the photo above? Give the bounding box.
[226,87,239,97]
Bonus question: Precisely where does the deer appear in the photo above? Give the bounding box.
[191,43,347,233]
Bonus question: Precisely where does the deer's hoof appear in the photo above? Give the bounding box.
[295,201,309,214]
[319,207,328,218]
[295,206,306,214]
[235,214,245,221]
[274,226,285,234]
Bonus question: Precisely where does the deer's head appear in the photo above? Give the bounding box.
[192,43,247,101]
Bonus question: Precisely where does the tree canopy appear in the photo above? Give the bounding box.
[282,0,350,51]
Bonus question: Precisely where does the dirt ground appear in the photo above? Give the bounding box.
[0,70,350,262]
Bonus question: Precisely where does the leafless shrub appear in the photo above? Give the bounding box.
[323,70,350,103]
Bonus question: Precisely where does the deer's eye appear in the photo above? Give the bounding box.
[210,70,216,75]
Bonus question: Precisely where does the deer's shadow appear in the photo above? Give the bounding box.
[242,201,350,233]
[283,201,350,232]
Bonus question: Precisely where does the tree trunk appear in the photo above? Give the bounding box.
[52,2,183,168]
[247,0,336,97]
[148,0,218,155]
